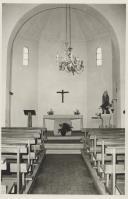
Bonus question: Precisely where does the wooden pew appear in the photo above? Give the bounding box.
[87,131,125,144]
[1,180,15,194]
[2,137,36,148]
[2,127,47,140]
[115,180,125,195]
[2,127,46,144]
[84,128,124,151]
[2,133,45,166]
[2,128,43,143]
[94,139,124,176]
[1,127,46,194]
[82,128,125,132]
[82,128,125,142]
[104,146,125,194]
[82,128,125,195]
[85,134,124,160]
[1,156,7,171]
[2,131,41,139]
[1,137,38,165]
[88,136,124,154]
[82,128,125,134]
[2,131,43,151]
[1,144,28,194]
[96,139,124,164]
[85,133,124,168]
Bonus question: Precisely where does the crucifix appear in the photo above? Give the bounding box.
[57,89,69,103]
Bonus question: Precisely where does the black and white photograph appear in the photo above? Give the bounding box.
[0,0,127,196]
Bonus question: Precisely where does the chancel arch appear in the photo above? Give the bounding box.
[3,4,125,128]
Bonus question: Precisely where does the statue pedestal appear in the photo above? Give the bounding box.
[101,114,111,128]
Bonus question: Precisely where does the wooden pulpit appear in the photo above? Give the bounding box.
[24,110,36,127]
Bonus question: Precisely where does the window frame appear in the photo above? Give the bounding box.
[23,46,29,66]
[96,47,103,67]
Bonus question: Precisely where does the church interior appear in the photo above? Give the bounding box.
[1,3,126,195]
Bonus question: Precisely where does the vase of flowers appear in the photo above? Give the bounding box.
[74,109,80,115]
[47,108,54,115]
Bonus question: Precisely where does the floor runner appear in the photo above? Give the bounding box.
[31,154,98,194]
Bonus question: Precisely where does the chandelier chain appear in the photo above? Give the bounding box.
[66,5,68,43]
[56,4,85,75]
[69,5,71,47]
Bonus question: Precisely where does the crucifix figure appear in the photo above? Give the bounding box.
[57,89,69,103]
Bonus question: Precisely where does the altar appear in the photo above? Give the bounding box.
[43,115,83,135]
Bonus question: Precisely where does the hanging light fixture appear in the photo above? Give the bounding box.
[56,5,84,75]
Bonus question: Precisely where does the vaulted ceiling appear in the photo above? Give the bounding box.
[17,5,110,43]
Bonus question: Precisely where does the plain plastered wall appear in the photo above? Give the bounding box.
[37,37,87,130]
[2,4,125,127]
[2,4,37,126]
[11,37,38,126]
[92,4,126,127]
[86,35,112,127]
[10,35,113,129]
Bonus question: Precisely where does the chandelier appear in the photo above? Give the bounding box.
[56,5,84,75]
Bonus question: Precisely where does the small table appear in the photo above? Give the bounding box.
[92,114,112,128]
[43,115,83,135]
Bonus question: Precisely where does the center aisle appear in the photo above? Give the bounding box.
[31,154,98,194]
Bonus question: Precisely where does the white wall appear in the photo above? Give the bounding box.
[2,4,37,126]
[11,37,38,126]
[86,35,112,127]
[92,4,126,127]
[2,4,125,127]
[10,34,113,129]
[38,36,87,130]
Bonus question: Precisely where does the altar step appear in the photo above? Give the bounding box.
[45,143,83,149]
[47,136,83,140]
[46,140,82,143]
[45,143,83,154]
[46,149,81,154]
[45,135,84,144]
[46,131,83,136]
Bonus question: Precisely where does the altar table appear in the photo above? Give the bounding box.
[43,115,83,135]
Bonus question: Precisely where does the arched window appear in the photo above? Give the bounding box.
[23,46,29,66]
[96,47,102,66]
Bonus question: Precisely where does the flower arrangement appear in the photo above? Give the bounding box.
[58,123,73,136]
[47,108,54,115]
[74,109,80,115]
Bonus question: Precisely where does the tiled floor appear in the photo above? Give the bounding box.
[32,154,98,194]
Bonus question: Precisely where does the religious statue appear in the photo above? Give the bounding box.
[100,90,111,114]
